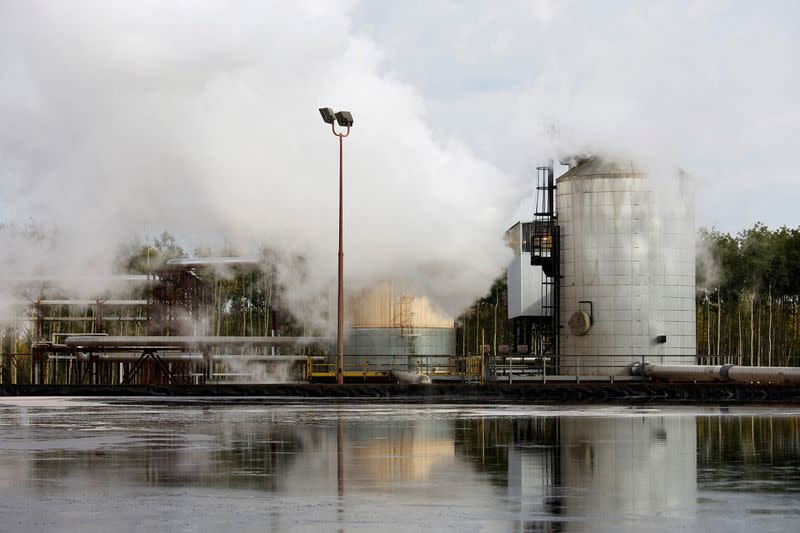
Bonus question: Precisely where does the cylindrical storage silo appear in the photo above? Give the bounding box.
[344,281,455,373]
[557,158,695,376]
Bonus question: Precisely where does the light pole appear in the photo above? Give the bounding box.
[319,107,353,385]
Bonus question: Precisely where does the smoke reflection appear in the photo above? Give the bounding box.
[0,404,799,531]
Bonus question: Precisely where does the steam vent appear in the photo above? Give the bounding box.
[557,158,696,375]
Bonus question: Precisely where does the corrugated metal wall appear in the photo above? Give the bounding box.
[342,282,455,370]
[558,159,696,375]
[347,327,455,357]
[507,253,547,319]
[348,281,454,328]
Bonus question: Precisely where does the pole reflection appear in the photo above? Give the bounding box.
[1,402,799,531]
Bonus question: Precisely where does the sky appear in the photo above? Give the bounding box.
[0,0,797,323]
[351,0,799,232]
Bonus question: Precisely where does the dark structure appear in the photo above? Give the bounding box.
[148,267,213,336]
[528,161,560,370]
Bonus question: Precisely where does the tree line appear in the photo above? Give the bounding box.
[696,223,800,366]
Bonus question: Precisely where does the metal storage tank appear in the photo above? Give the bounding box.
[345,281,455,373]
[557,158,695,375]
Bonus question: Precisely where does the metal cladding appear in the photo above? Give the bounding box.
[347,281,453,328]
[558,158,696,375]
[347,328,455,357]
[505,222,549,319]
[634,362,800,384]
[343,282,455,371]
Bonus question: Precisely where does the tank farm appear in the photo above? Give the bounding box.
[3,157,800,400]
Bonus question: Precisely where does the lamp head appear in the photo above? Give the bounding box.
[319,107,336,124]
[335,111,354,128]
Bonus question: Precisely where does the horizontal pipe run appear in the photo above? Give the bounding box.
[633,362,800,384]
[36,300,149,306]
[503,357,548,364]
[64,335,327,349]
[389,370,432,384]
[166,257,259,267]
[84,353,307,363]
[640,363,725,382]
[43,317,149,322]
[1,275,154,284]
[727,366,800,384]
[61,351,307,363]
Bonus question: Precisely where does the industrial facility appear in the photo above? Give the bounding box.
[2,155,799,388]
[503,156,696,380]
[500,156,800,385]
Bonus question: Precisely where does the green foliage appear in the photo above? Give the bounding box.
[114,231,188,273]
[696,223,800,364]
[700,223,800,299]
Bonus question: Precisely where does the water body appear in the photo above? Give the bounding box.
[0,400,798,532]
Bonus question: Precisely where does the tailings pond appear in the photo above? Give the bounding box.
[0,399,798,532]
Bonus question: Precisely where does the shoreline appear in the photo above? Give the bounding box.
[2,382,800,404]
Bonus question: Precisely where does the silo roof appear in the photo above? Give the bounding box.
[557,157,643,182]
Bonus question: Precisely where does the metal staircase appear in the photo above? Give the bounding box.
[394,295,418,369]
[531,161,560,369]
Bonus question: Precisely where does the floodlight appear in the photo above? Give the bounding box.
[319,107,336,124]
[335,111,354,128]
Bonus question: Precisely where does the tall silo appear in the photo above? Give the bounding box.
[557,158,695,375]
[345,281,455,373]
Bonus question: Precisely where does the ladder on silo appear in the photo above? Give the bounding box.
[394,296,419,370]
[531,161,561,371]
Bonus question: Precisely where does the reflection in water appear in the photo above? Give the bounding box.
[558,417,696,531]
[698,415,800,491]
[0,402,799,532]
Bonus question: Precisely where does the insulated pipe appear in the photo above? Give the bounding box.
[1,275,154,284]
[64,335,327,349]
[166,257,259,267]
[631,362,800,384]
[37,300,149,306]
[633,363,726,382]
[86,353,308,363]
[389,370,432,384]
[726,365,800,384]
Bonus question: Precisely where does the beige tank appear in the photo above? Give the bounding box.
[348,281,454,329]
[344,281,455,365]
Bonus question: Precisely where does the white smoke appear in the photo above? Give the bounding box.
[0,1,516,326]
[353,1,798,231]
[1,1,796,330]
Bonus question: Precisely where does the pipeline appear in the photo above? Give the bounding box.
[630,362,800,384]
[64,335,327,349]
[389,370,432,384]
[72,352,307,363]
[166,257,259,267]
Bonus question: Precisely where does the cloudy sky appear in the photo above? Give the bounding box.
[0,1,797,317]
[351,0,799,231]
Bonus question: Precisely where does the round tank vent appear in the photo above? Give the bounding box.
[568,311,592,336]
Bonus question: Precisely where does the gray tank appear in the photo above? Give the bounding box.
[557,158,696,375]
[342,282,455,373]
